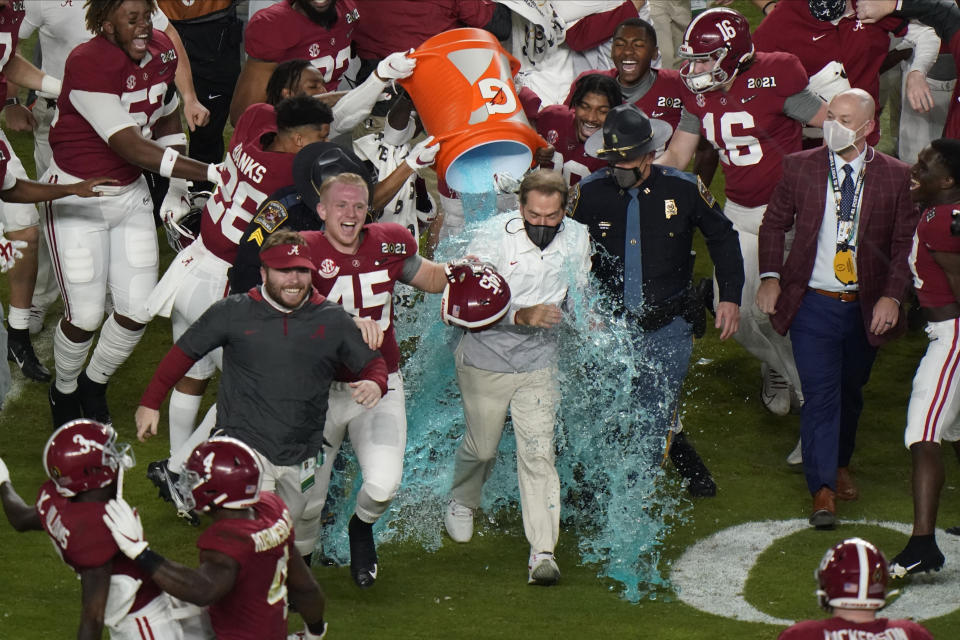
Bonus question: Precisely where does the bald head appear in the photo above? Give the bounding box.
[824,89,875,155]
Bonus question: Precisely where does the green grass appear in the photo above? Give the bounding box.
[1,2,958,637]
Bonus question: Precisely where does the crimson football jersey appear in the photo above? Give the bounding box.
[303,223,418,373]
[34,481,161,614]
[564,67,685,134]
[0,139,15,191]
[682,51,807,208]
[945,31,960,140]
[201,103,295,263]
[534,105,606,186]
[753,0,906,146]
[778,616,933,640]
[197,491,294,640]
[50,30,178,184]
[245,0,359,87]
[0,1,24,106]
[911,204,960,308]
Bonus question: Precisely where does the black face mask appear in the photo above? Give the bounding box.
[808,0,845,21]
[524,219,562,250]
[612,166,644,189]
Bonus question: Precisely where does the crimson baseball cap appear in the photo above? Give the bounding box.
[259,243,317,271]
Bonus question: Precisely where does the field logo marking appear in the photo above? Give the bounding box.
[671,519,960,624]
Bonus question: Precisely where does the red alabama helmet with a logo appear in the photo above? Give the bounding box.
[174,436,262,514]
[816,537,889,610]
[43,419,135,497]
[441,260,511,331]
[678,7,754,94]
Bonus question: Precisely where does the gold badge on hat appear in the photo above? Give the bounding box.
[664,199,677,219]
[834,248,857,285]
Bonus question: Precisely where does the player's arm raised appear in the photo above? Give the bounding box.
[229,57,276,127]
[162,21,210,131]
[0,458,42,531]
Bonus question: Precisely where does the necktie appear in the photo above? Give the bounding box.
[624,188,643,312]
[839,164,855,223]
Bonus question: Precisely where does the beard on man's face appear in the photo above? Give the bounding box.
[294,0,338,27]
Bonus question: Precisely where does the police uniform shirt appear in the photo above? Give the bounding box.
[569,165,744,311]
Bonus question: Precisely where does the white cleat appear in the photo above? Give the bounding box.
[786,438,802,465]
[761,363,791,416]
[528,551,560,586]
[444,499,474,543]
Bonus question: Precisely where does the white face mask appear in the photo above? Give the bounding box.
[823,119,866,153]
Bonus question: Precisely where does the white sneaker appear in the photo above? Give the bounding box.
[786,438,802,465]
[444,499,474,543]
[528,551,560,586]
[761,364,791,416]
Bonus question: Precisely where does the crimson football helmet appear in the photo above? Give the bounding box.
[43,419,135,497]
[816,538,889,610]
[173,436,262,514]
[441,260,511,331]
[678,7,754,94]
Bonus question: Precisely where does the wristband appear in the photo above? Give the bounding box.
[134,548,165,574]
[762,1,776,15]
[155,133,188,148]
[40,74,62,98]
[207,163,222,185]
[159,147,179,178]
[4,97,18,108]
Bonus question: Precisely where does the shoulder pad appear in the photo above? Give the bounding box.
[658,165,697,185]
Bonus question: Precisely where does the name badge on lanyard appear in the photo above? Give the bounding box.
[828,154,864,286]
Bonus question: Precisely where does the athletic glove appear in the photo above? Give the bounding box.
[161,178,191,226]
[493,171,520,195]
[0,455,9,485]
[0,223,27,273]
[102,498,149,560]
[377,50,416,81]
[406,135,439,170]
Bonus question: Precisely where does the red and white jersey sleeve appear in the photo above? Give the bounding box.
[304,223,418,373]
[911,204,960,308]
[201,103,295,264]
[0,1,25,106]
[50,31,179,184]
[244,0,359,87]
[34,481,161,613]
[197,492,294,640]
[682,51,806,208]
[535,105,605,187]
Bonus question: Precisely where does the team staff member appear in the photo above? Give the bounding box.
[136,231,388,564]
[757,89,917,530]
[570,103,744,497]
[103,437,328,640]
[888,139,960,576]
[443,170,590,586]
[44,0,224,430]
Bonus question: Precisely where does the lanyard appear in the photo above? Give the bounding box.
[827,152,866,250]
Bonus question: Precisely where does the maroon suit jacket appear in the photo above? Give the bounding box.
[757,146,919,347]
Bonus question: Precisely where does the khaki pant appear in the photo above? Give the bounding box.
[452,356,561,554]
[649,0,692,70]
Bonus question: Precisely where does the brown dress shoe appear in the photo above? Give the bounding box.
[836,467,859,501]
[809,487,836,529]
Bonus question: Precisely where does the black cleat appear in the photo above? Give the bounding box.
[146,459,200,526]
[77,371,111,427]
[49,383,82,430]
[889,538,945,578]
[348,514,378,588]
[8,329,51,382]
[669,431,717,497]
[946,525,960,536]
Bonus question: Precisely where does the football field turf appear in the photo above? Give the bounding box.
[2,1,959,636]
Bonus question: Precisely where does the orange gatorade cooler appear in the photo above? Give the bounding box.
[399,28,545,194]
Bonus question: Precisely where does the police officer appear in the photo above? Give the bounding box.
[569,103,744,496]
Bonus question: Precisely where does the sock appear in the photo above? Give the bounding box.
[169,389,203,453]
[7,306,30,331]
[86,314,145,384]
[53,322,92,393]
[170,404,217,466]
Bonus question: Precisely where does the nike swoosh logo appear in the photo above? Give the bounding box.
[651,111,665,117]
[208,94,222,100]
[812,34,826,41]
[741,95,757,104]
